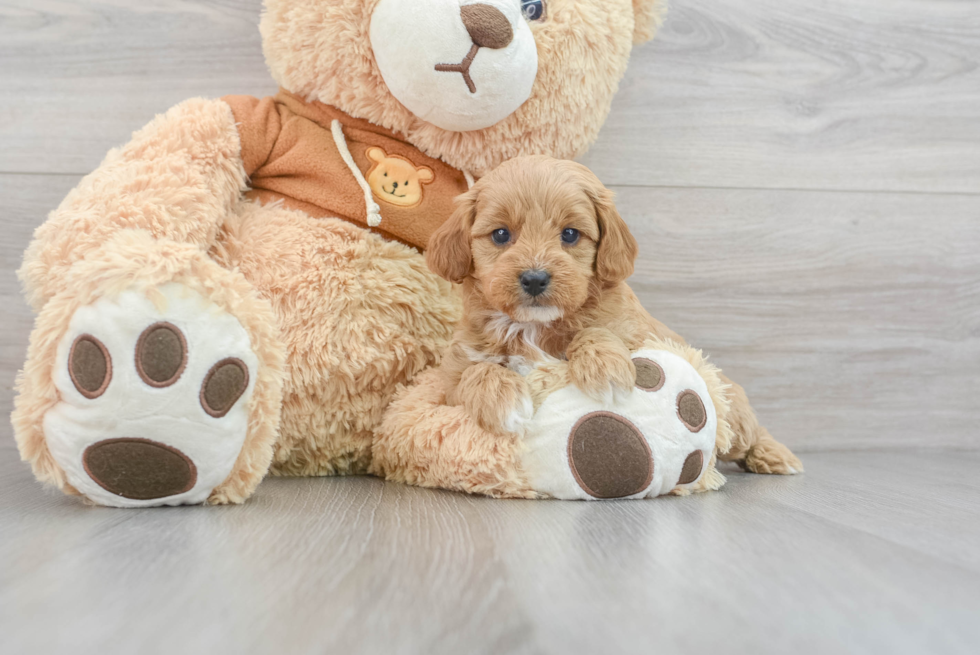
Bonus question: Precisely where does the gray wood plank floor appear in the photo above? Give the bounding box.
[2,451,979,655]
[1,1,979,652]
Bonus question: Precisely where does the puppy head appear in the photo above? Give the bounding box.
[426,156,638,323]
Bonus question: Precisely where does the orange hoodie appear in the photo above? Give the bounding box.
[223,89,472,251]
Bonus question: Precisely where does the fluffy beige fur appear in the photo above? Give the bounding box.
[211,200,460,477]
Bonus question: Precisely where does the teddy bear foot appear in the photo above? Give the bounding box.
[519,348,720,500]
[43,282,259,507]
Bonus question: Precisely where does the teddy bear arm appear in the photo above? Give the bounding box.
[19,97,250,310]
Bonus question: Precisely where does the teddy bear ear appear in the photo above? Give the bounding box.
[632,0,668,44]
[417,166,435,184]
[366,147,386,163]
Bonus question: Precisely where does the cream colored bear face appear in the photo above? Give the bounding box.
[261,0,667,175]
[370,0,540,133]
[365,147,435,207]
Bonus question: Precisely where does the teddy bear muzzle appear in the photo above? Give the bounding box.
[370,0,538,132]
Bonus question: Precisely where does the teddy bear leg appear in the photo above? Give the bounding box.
[12,231,285,506]
[715,377,804,475]
[213,203,462,479]
[518,342,726,500]
[373,367,538,498]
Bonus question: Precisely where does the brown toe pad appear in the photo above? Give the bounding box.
[567,412,654,499]
[200,358,249,418]
[136,322,187,388]
[69,335,112,399]
[677,390,707,432]
[83,438,197,500]
[633,357,665,392]
[677,450,705,485]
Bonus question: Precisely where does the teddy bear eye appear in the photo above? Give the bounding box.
[521,0,546,22]
[561,228,580,245]
[383,172,388,177]
[491,228,511,245]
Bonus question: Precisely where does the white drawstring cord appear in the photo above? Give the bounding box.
[331,119,383,227]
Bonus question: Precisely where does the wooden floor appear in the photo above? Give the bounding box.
[2,451,979,654]
[1,1,978,652]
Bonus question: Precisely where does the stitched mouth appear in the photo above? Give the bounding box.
[382,185,408,198]
[435,44,480,94]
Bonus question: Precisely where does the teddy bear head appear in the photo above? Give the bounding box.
[261,0,666,175]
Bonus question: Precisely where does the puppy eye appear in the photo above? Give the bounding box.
[561,228,580,245]
[491,228,511,245]
[521,0,546,22]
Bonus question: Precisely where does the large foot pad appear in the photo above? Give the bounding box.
[520,348,718,500]
[46,283,257,507]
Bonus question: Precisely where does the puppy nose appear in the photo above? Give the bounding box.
[461,4,514,49]
[520,270,551,297]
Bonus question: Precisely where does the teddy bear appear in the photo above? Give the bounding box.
[13,0,801,507]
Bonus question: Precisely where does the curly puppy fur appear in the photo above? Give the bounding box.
[424,156,802,474]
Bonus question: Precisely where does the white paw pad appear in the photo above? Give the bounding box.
[519,349,717,500]
[45,283,257,507]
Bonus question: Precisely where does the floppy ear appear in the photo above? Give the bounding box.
[366,146,386,164]
[632,0,668,44]
[592,186,639,287]
[426,187,478,284]
[416,166,435,184]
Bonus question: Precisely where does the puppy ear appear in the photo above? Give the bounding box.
[592,186,638,287]
[426,187,478,284]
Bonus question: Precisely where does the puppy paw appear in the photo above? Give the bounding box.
[458,362,533,434]
[741,432,804,475]
[567,328,635,403]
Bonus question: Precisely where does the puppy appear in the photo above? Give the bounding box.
[425,156,802,476]
[425,155,677,432]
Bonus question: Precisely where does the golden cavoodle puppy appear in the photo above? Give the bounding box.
[424,156,802,474]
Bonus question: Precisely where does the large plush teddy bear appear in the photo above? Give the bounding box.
[13,0,801,507]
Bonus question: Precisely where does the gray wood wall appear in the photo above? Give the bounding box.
[2,0,978,454]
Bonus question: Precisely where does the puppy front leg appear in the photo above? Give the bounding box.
[567,327,636,403]
[452,362,534,435]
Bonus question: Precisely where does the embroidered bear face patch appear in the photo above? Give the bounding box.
[366,147,435,208]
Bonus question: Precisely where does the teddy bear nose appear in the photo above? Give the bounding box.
[520,269,551,297]
[461,4,514,50]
